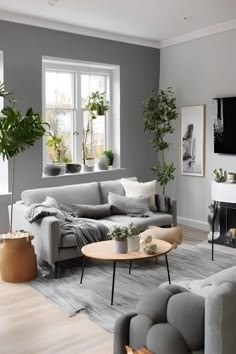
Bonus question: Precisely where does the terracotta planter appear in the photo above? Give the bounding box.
[0,236,37,283]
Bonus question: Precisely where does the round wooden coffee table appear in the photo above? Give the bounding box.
[80,239,172,305]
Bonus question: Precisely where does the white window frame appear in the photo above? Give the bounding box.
[42,58,116,170]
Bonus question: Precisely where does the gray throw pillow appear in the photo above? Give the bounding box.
[71,203,111,219]
[155,194,170,213]
[108,192,153,217]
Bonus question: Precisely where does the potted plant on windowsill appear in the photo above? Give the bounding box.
[0,81,48,282]
[82,91,109,171]
[102,149,114,167]
[86,91,109,118]
[45,131,71,176]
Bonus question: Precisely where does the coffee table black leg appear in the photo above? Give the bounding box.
[111,260,116,305]
[129,260,132,274]
[165,254,171,284]
[80,256,86,284]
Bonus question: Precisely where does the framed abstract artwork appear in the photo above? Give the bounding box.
[180,105,205,176]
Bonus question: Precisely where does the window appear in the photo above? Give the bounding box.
[42,58,118,172]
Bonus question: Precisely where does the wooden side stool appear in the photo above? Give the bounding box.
[125,346,153,354]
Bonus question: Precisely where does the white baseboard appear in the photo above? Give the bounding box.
[177,216,209,231]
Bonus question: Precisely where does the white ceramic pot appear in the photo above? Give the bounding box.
[128,235,140,251]
[85,158,95,167]
[114,239,128,253]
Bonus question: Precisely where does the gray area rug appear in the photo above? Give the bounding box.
[28,242,236,333]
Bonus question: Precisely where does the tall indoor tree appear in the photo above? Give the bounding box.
[0,82,48,233]
[143,87,178,194]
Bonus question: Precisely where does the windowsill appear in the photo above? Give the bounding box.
[0,192,11,197]
[42,167,126,179]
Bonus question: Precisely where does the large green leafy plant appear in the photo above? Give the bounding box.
[143,87,178,194]
[0,82,47,233]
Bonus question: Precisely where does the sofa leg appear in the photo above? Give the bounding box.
[54,262,59,278]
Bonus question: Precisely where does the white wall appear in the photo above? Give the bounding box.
[160,29,236,230]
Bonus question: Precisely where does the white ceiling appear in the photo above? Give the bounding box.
[0,0,236,47]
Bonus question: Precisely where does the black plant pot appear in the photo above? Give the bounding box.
[66,163,81,174]
[44,164,61,176]
[96,104,105,116]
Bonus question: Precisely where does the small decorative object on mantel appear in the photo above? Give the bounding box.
[212,168,227,182]
[227,172,236,183]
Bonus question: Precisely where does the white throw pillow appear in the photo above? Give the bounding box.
[120,178,157,211]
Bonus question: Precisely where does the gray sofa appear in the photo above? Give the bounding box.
[10,178,177,276]
[114,266,236,354]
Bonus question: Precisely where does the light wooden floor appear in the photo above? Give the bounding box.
[0,225,207,354]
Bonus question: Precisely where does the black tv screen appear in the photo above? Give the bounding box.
[214,96,236,154]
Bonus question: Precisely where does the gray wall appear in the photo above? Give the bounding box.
[0,20,160,232]
[160,29,236,230]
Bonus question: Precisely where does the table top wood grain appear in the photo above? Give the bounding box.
[81,239,172,261]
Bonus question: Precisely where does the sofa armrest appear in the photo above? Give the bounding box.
[9,203,60,266]
[205,282,236,354]
[113,312,137,354]
[169,198,177,226]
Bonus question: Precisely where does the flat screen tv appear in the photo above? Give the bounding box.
[214,96,236,154]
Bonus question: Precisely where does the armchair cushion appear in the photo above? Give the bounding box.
[114,285,204,354]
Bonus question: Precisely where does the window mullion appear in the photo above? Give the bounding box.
[75,72,82,163]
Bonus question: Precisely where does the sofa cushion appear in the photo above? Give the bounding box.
[99,177,137,204]
[129,314,154,350]
[108,192,152,217]
[103,212,173,232]
[120,178,157,211]
[167,292,205,351]
[99,180,125,204]
[147,323,190,354]
[71,203,111,219]
[21,182,101,206]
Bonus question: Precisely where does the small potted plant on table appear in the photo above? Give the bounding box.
[127,223,140,251]
[108,223,139,253]
[108,225,129,253]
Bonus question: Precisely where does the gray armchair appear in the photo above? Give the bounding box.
[114,266,236,354]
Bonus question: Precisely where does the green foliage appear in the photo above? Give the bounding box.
[143,87,177,194]
[0,87,47,161]
[102,149,113,165]
[212,168,227,183]
[152,162,176,195]
[0,81,47,232]
[143,87,177,151]
[108,223,138,240]
[86,91,109,119]
[46,131,71,163]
